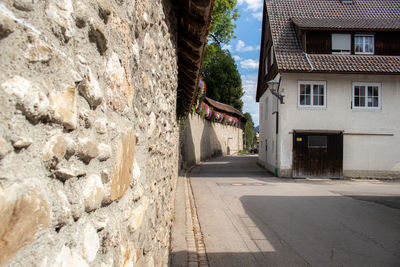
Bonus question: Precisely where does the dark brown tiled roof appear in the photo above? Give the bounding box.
[308,54,400,73]
[292,17,400,31]
[204,97,244,118]
[267,0,400,73]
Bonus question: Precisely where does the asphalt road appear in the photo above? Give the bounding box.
[189,155,400,267]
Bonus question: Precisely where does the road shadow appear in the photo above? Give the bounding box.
[170,194,400,266]
[190,155,275,180]
[237,195,400,267]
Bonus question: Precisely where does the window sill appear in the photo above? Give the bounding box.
[351,107,382,111]
[354,52,374,55]
[297,105,327,110]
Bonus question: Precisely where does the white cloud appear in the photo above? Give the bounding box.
[222,44,232,51]
[238,0,263,12]
[233,55,242,61]
[252,11,263,21]
[252,114,259,126]
[240,59,259,69]
[240,72,260,125]
[256,45,260,50]
[236,40,255,52]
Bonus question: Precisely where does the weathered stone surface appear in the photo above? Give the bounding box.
[143,33,156,55]
[43,135,68,169]
[89,25,108,55]
[128,197,149,232]
[45,0,75,41]
[100,259,114,267]
[120,240,141,266]
[64,136,76,159]
[132,184,144,201]
[97,143,111,161]
[24,35,53,62]
[13,0,36,12]
[83,174,104,212]
[0,137,12,159]
[1,76,50,123]
[148,112,156,136]
[50,86,77,130]
[11,136,32,149]
[54,165,85,181]
[78,67,103,109]
[53,246,89,267]
[0,186,50,266]
[110,128,135,201]
[101,169,111,184]
[131,160,141,186]
[53,190,72,227]
[0,0,180,265]
[94,118,107,134]
[77,138,99,164]
[81,223,99,262]
[93,215,109,231]
[78,108,93,129]
[0,12,15,40]
[105,52,134,112]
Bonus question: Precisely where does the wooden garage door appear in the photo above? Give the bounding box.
[293,131,343,178]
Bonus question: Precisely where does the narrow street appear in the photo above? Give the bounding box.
[189,155,400,267]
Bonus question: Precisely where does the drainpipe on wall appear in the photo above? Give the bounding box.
[275,96,279,177]
[303,52,314,72]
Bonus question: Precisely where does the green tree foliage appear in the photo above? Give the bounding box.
[209,0,239,45]
[243,112,256,151]
[203,0,239,67]
[202,47,243,111]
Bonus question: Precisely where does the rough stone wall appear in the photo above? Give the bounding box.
[181,113,244,169]
[0,0,179,266]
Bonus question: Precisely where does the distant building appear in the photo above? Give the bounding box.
[256,0,400,178]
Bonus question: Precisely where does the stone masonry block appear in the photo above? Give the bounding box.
[83,174,104,212]
[105,52,134,112]
[0,186,50,265]
[50,86,78,130]
[110,128,135,201]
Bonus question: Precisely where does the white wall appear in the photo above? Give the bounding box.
[258,90,279,173]
[182,114,244,168]
[275,73,400,177]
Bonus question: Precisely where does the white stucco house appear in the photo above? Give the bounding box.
[256,0,400,178]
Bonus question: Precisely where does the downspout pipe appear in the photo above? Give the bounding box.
[303,52,314,72]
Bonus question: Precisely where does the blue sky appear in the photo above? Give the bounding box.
[222,0,263,126]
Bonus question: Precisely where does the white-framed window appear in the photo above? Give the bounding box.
[270,46,274,66]
[332,33,351,54]
[355,34,374,54]
[298,81,327,108]
[352,82,381,109]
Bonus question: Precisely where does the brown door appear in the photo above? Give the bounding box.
[293,131,343,178]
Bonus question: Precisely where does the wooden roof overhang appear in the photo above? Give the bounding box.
[174,0,215,117]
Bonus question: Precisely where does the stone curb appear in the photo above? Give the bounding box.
[184,165,210,267]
